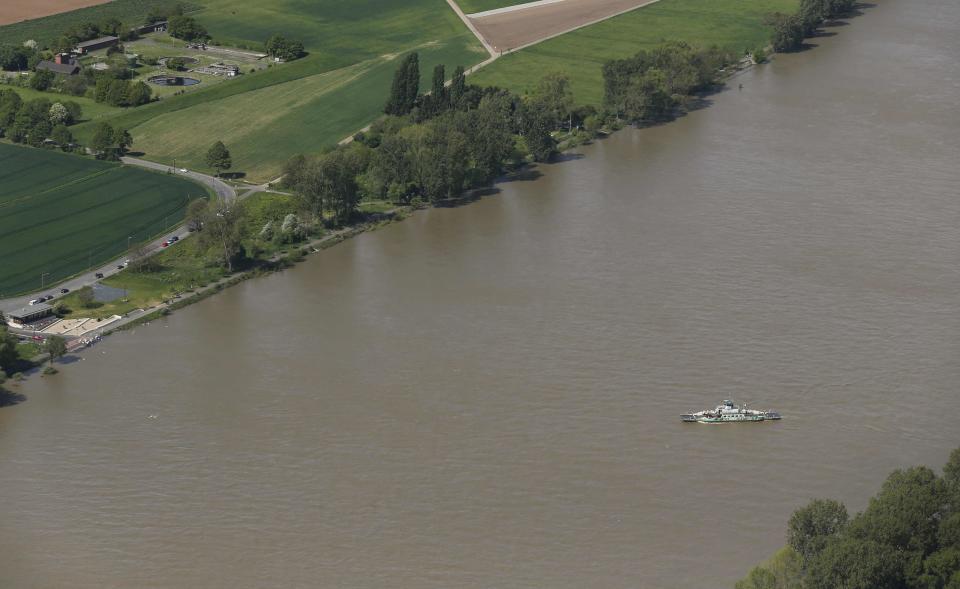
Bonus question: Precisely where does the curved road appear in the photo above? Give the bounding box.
[0,161,237,316]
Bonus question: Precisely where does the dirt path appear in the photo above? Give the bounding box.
[1,0,111,25]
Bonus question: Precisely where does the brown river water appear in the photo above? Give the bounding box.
[2,1,959,587]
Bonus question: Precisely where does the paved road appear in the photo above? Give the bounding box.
[121,157,237,202]
[0,162,237,316]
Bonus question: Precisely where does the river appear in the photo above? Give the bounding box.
[2,1,958,587]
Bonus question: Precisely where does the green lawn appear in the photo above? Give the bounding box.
[456,0,535,14]
[470,0,798,106]
[0,0,202,47]
[0,143,209,296]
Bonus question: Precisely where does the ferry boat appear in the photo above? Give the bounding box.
[681,400,781,423]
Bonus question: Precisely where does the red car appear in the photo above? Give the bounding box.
[161,241,169,247]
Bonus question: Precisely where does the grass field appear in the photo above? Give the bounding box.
[0,143,209,296]
[0,0,202,46]
[68,0,487,182]
[470,0,798,106]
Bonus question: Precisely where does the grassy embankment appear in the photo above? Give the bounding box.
[0,143,209,296]
[470,0,799,106]
[56,190,397,319]
[67,0,488,182]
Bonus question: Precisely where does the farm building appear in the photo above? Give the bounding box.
[6,304,53,327]
[75,36,119,54]
[135,21,168,35]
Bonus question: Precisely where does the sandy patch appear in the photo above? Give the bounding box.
[1,0,113,26]
[470,0,660,52]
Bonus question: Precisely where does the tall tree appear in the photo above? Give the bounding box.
[205,141,232,176]
[44,335,67,367]
[449,65,467,109]
[384,53,420,116]
[90,121,114,159]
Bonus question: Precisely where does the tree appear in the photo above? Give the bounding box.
[521,100,557,163]
[767,12,805,52]
[449,65,467,109]
[185,197,209,232]
[113,127,133,156]
[44,335,67,367]
[125,81,152,106]
[0,44,31,71]
[77,286,96,308]
[168,15,208,42]
[944,448,960,491]
[49,102,68,126]
[50,124,73,149]
[533,72,574,130]
[0,325,18,374]
[787,498,848,566]
[165,57,187,71]
[205,140,232,176]
[90,121,115,159]
[384,52,419,116]
[200,203,245,271]
[30,69,54,91]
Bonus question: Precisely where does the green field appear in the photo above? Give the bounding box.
[0,143,209,296]
[470,0,798,106]
[456,0,534,14]
[0,0,202,46]
[67,0,486,182]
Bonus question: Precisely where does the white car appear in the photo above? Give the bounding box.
[179,168,188,173]
[28,298,40,305]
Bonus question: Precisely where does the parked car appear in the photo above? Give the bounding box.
[43,295,54,301]
[95,272,104,279]
[170,235,179,242]
[28,298,40,305]
[117,264,125,270]
[162,241,169,248]
[60,288,70,294]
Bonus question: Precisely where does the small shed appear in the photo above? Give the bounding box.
[75,36,119,54]
[7,304,53,327]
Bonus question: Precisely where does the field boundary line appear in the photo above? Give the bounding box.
[0,167,115,210]
[466,0,568,18]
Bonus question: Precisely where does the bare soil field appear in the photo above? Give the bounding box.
[1,0,112,25]
[470,0,661,52]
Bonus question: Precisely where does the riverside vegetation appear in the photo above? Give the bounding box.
[736,448,960,589]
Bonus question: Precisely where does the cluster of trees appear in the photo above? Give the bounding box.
[168,15,208,42]
[737,448,960,589]
[0,89,82,148]
[767,0,857,52]
[89,121,133,159]
[264,35,305,61]
[0,44,38,71]
[602,41,736,123]
[184,198,247,272]
[93,77,152,106]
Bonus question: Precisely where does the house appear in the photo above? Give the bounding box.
[6,304,53,328]
[75,36,119,54]
[35,57,80,76]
